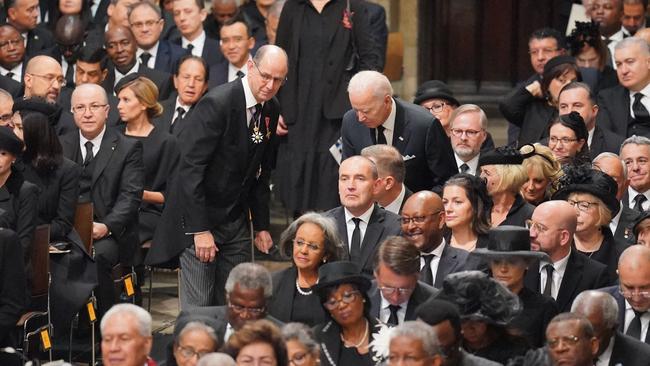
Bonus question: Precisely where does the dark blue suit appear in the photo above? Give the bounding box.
[207,59,229,90]
[153,40,189,74]
[169,34,224,67]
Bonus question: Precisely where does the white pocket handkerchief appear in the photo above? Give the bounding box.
[403,155,416,161]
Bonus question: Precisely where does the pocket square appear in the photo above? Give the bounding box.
[403,155,416,161]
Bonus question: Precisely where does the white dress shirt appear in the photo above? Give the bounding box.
[241,76,264,126]
[136,41,160,69]
[627,186,650,211]
[181,30,206,57]
[587,126,595,147]
[420,239,446,285]
[382,185,406,215]
[539,250,570,300]
[595,335,615,366]
[379,295,408,325]
[0,63,21,82]
[344,205,374,251]
[609,206,622,237]
[79,126,106,161]
[378,98,397,146]
[624,299,650,341]
[454,153,479,175]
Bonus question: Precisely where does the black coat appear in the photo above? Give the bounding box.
[596,85,635,138]
[24,27,55,59]
[152,97,197,137]
[499,85,557,146]
[0,170,39,261]
[609,331,650,366]
[0,229,26,346]
[207,59,229,90]
[500,194,535,228]
[577,227,628,283]
[425,242,472,289]
[524,250,611,312]
[510,287,559,348]
[146,79,279,265]
[0,74,22,98]
[614,205,640,246]
[368,280,438,322]
[364,0,388,70]
[589,125,625,160]
[275,0,381,124]
[267,267,327,326]
[342,98,457,192]
[325,205,401,274]
[314,317,378,366]
[61,128,145,265]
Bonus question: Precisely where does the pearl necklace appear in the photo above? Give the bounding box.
[341,320,369,348]
[295,279,314,295]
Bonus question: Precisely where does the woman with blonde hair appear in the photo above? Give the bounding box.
[520,143,563,206]
[115,74,180,244]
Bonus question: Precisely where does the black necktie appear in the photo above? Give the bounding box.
[376,125,387,145]
[387,304,401,327]
[350,218,361,263]
[420,254,434,285]
[460,163,470,173]
[626,310,645,340]
[5,71,14,80]
[633,93,650,124]
[634,194,647,212]
[187,43,194,53]
[236,70,245,79]
[65,63,74,86]
[171,106,185,133]
[139,52,152,68]
[542,264,554,297]
[83,141,94,165]
[248,103,262,128]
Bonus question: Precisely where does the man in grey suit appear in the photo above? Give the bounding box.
[368,236,438,326]
[572,290,650,366]
[401,191,470,288]
[325,156,401,275]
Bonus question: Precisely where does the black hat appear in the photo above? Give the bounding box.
[478,146,524,167]
[440,271,521,326]
[473,226,550,261]
[0,126,22,156]
[114,73,140,95]
[552,164,620,216]
[312,261,371,295]
[413,80,459,106]
[543,55,576,75]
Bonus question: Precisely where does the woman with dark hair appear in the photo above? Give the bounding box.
[442,173,492,251]
[115,74,180,244]
[313,261,376,366]
[223,319,288,366]
[547,112,590,165]
[440,271,530,364]
[567,21,618,94]
[267,212,344,326]
[501,55,581,146]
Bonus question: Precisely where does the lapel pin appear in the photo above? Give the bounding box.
[398,136,404,141]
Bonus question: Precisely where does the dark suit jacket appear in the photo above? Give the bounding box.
[364,0,388,70]
[368,280,438,322]
[524,250,611,312]
[24,27,55,59]
[499,84,557,146]
[267,266,327,326]
[0,170,39,263]
[614,205,640,246]
[432,243,471,289]
[596,85,635,138]
[102,63,174,101]
[342,98,457,192]
[153,40,189,75]
[169,35,223,67]
[0,229,27,344]
[60,128,145,265]
[325,204,401,274]
[207,59,229,90]
[152,96,197,137]
[589,125,625,160]
[601,286,650,344]
[501,194,535,228]
[609,331,650,366]
[0,74,23,98]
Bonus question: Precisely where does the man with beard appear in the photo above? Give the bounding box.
[448,104,488,176]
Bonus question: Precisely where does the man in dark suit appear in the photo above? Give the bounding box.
[128,2,187,74]
[525,200,611,312]
[154,55,209,136]
[360,144,411,215]
[203,0,238,40]
[401,191,471,289]
[170,0,224,67]
[325,156,401,275]
[546,314,600,366]
[573,290,650,366]
[5,0,54,58]
[449,104,488,176]
[0,230,26,351]
[342,71,456,193]
[0,24,25,84]
[152,45,287,308]
[620,136,650,212]
[597,37,650,137]
[559,82,624,159]
[363,0,388,70]
[600,245,650,344]
[89,0,111,31]
[102,26,174,100]
[593,152,640,245]
[207,16,255,90]
[60,83,144,316]
[175,262,281,343]
[369,236,438,326]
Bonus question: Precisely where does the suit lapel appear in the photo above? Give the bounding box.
[524,260,541,292]
[360,205,385,268]
[392,101,410,153]
[92,129,119,186]
[368,284,381,320]
[435,245,457,288]
[333,207,350,259]
[62,132,82,164]
[556,251,583,311]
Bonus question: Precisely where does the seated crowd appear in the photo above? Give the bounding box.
[1,0,650,366]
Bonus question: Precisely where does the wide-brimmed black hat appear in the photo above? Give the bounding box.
[478,146,524,167]
[440,271,521,326]
[633,211,650,236]
[413,80,460,106]
[473,226,549,261]
[312,261,371,295]
[0,126,22,156]
[552,164,620,216]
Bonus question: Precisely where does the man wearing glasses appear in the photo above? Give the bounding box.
[448,104,488,176]
[524,200,610,312]
[600,245,650,344]
[368,236,437,327]
[23,54,64,103]
[545,313,599,366]
[341,70,456,193]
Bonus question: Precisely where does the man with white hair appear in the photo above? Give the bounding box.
[101,303,153,366]
[341,70,456,192]
[388,321,443,366]
[572,290,650,366]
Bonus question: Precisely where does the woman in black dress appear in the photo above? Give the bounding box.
[274,0,382,214]
[473,226,559,348]
[267,212,343,326]
[115,74,180,244]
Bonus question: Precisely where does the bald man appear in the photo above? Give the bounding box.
[524,200,610,312]
[23,55,64,103]
[572,290,650,366]
[600,245,650,344]
[60,83,144,316]
[400,191,470,288]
